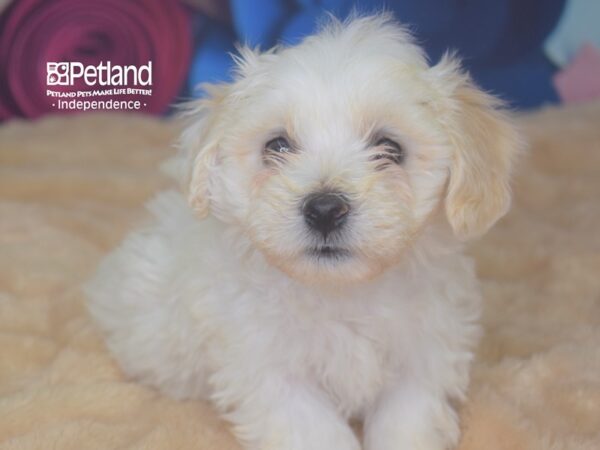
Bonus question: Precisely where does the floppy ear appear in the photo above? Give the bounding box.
[431,57,523,240]
[176,83,228,218]
[175,46,267,218]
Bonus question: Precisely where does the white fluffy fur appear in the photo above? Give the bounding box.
[86,15,520,450]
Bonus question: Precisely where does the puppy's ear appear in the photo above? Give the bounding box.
[177,48,268,218]
[429,56,523,240]
[177,84,228,218]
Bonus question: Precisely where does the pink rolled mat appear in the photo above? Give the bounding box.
[0,0,193,119]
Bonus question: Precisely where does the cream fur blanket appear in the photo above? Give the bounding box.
[1,104,599,450]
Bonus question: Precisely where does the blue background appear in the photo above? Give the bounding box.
[188,0,566,110]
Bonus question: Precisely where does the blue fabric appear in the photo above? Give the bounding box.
[189,22,237,86]
[187,0,566,109]
[545,0,600,67]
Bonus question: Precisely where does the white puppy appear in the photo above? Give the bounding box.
[87,15,520,450]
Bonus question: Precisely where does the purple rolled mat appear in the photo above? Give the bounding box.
[0,0,193,119]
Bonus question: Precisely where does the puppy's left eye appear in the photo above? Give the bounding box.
[372,138,405,165]
[265,137,293,155]
[263,136,295,165]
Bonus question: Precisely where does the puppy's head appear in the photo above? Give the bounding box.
[179,15,521,285]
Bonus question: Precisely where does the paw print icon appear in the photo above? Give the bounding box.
[47,62,70,85]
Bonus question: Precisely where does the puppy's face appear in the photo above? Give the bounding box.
[181,17,521,285]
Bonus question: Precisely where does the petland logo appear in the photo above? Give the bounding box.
[46,61,153,112]
[47,61,152,86]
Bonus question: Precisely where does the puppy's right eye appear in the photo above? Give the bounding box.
[264,137,292,155]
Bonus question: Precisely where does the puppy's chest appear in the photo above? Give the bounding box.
[281,305,400,416]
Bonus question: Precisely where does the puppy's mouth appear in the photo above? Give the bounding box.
[306,246,351,260]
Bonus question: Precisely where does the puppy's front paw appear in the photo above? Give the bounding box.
[222,376,360,450]
[236,409,361,450]
[364,386,460,450]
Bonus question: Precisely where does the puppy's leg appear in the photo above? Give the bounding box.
[363,381,460,450]
[218,374,360,450]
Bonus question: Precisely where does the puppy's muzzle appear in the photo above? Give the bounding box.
[302,192,350,238]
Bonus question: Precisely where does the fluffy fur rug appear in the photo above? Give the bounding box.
[1,103,599,450]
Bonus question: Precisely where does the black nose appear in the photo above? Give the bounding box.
[302,192,350,236]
